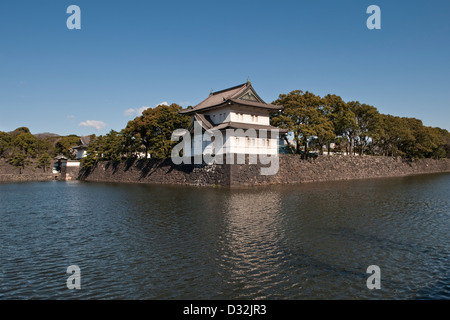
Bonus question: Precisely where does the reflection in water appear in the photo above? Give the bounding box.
[219,190,286,299]
[0,173,449,299]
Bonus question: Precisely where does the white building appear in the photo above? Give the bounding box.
[70,136,91,160]
[179,81,287,158]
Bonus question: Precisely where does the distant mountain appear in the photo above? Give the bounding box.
[34,132,62,138]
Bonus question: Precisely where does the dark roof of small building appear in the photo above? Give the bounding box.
[70,136,91,150]
[79,136,91,147]
[180,81,282,115]
[54,154,68,160]
[71,145,87,150]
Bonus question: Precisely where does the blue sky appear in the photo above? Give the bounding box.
[0,0,449,136]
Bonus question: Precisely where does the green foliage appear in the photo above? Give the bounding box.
[9,153,29,174]
[368,115,448,159]
[37,153,52,172]
[125,103,190,159]
[0,131,11,157]
[11,130,38,158]
[403,118,446,159]
[86,130,123,162]
[350,102,382,156]
[1,93,448,166]
[36,137,53,157]
[80,104,189,166]
[272,90,330,156]
[1,127,55,160]
[54,135,80,159]
[11,127,31,135]
[80,135,100,167]
[81,151,99,168]
[271,90,448,160]
[443,130,450,158]
[427,127,447,159]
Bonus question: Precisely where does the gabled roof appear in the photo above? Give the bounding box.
[70,136,91,150]
[180,81,282,115]
[80,136,90,147]
[188,113,214,131]
[54,154,68,160]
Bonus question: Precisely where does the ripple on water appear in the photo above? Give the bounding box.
[0,175,449,299]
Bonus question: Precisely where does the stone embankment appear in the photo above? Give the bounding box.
[0,160,56,183]
[78,155,450,187]
[2,155,449,186]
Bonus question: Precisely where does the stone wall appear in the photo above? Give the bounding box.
[0,174,56,183]
[78,155,450,187]
[2,155,448,185]
[60,161,81,181]
[229,155,450,185]
[0,159,57,183]
[78,159,231,186]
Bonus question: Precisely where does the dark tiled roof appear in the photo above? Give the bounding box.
[190,116,288,134]
[79,136,91,147]
[54,154,68,160]
[71,145,87,150]
[228,98,281,110]
[69,136,91,151]
[213,122,288,133]
[188,113,214,131]
[180,82,282,114]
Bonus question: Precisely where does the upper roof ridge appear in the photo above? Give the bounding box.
[179,81,282,115]
[211,82,248,96]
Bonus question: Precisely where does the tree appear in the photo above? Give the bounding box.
[37,153,52,172]
[270,110,295,154]
[10,127,31,135]
[351,102,382,156]
[272,90,324,157]
[322,94,347,154]
[35,137,53,158]
[120,126,140,159]
[126,103,190,159]
[377,115,414,157]
[314,118,335,155]
[124,117,149,158]
[0,131,11,158]
[81,104,190,166]
[93,130,123,162]
[403,118,446,159]
[329,98,357,155]
[428,127,448,159]
[54,135,80,159]
[147,104,190,158]
[11,129,38,158]
[81,136,100,168]
[442,130,450,158]
[9,153,29,174]
[314,97,336,155]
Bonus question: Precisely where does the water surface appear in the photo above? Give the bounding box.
[1,174,449,299]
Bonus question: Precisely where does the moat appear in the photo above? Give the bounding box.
[1,173,449,299]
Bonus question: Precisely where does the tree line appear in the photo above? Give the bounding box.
[81,103,190,167]
[271,90,450,159]
[0,127,82,173]
[84,92,449,165]
[1,91,449,172]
